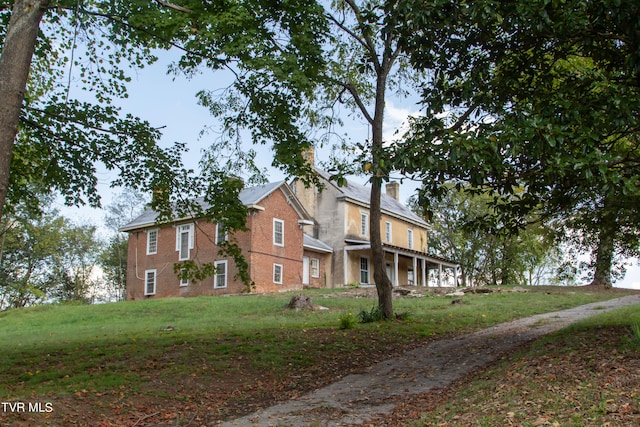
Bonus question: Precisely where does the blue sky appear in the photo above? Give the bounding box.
[55,50,640,289]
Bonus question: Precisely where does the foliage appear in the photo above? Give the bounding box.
[2,0,305,289]
[1,0,192,218]
[411,184,562,287]
[358,305,386,323]
[98,189,148,302]
[631,322,640,346]
[0,200,101,309]
[338,312,357,330]
[393,0,640,288]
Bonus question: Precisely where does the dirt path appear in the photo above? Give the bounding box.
[220,294,640,427]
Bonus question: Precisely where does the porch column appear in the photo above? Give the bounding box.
[422,259,427,287]
[412,257,417,286]
[343,248,348,286]
[393,251,399,287]
[438,263,443,287]
[454,265,459,287]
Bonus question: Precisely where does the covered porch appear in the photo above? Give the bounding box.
[343,242,459,288]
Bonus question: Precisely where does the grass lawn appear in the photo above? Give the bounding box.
[0,285,637,426]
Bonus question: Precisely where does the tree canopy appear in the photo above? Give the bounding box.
[394,0,640,287]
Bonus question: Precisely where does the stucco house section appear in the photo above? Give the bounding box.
[294,168,459,287]
[120,181,322,299]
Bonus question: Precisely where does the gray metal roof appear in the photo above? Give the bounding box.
[316,169,427,227]
[303,234,333,253]
[120,181,287,232]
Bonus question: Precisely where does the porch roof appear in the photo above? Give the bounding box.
[343,239,458,268]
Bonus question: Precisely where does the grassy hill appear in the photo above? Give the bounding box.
[0,286,637,426]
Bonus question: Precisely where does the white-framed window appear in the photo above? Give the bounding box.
[408,268,415,286]
[176,224,194,260]
[179,268,189,287]
[273,263,283,284]
[147,229,158,255]
[145,269,157,295]
[311,258,320,278]
[273,219,284,246]
[360,213,368,237]
[215,223,228,245]
[214,260,227,288]
[360,257,370,284]
[407,228,414,250]
[385,221,392,243]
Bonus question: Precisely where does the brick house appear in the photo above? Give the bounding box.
[120,181,332,299]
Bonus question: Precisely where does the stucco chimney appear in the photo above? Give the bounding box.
[386,181,400,201]
[302,145,315,166]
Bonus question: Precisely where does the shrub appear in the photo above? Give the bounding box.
[338,312,357,330]
[358,306,385,323]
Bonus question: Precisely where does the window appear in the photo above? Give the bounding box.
[215,224,227,245]
[385,221,392,243]
[273,264,283,284]
[273,219,284,246]
[407,229,414,250]
[179,269,189,287]
[176,224,194,260]
[145,269,156,295]
[147,229,158,255]
[214,260,227,288]
[360,213,368,237]
[360,257,370,284]
[408,269,415,286]
[311,258,320,278]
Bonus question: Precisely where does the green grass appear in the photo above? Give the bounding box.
[0,286,632,401]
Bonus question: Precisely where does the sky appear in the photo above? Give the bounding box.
[55,50,640,290]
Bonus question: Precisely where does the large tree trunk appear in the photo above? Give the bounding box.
[590,198,618,289]
[370,69,393,319]
[0,0,49,220]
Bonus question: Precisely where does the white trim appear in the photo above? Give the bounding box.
[176,223,194,260]
[311,258,320,278]
[145,269,157,295]
[273,218,284,246]
[360,212,368,237]
[179,268,189,287]
[215,223,228,244]
[359,256,370,285]
[273,263,283,284]
[385,221,392,243]
[214,260,227,288]
[146,229,158,255]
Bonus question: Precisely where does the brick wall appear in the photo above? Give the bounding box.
[125,186,305,299]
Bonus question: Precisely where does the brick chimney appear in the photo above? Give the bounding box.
[385,181,400,201]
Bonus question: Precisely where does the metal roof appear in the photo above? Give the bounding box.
[303,234,333,253]
[315,169,427,227]
[120,181,291,232]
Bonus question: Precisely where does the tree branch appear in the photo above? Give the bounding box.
[154,0,192,14]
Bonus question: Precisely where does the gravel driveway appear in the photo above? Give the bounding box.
[220,294,640,427]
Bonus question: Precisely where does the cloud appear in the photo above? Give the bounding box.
[383,101,421,143]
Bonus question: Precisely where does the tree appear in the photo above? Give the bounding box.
[170,1,422,318]
[0,200,101,309]
[412,185,560,287]
[393,0,640,288]
[99,188,148,301]
[0,0,194,221]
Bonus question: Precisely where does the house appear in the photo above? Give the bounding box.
[120,181,332,299]
[293,157,459,287]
